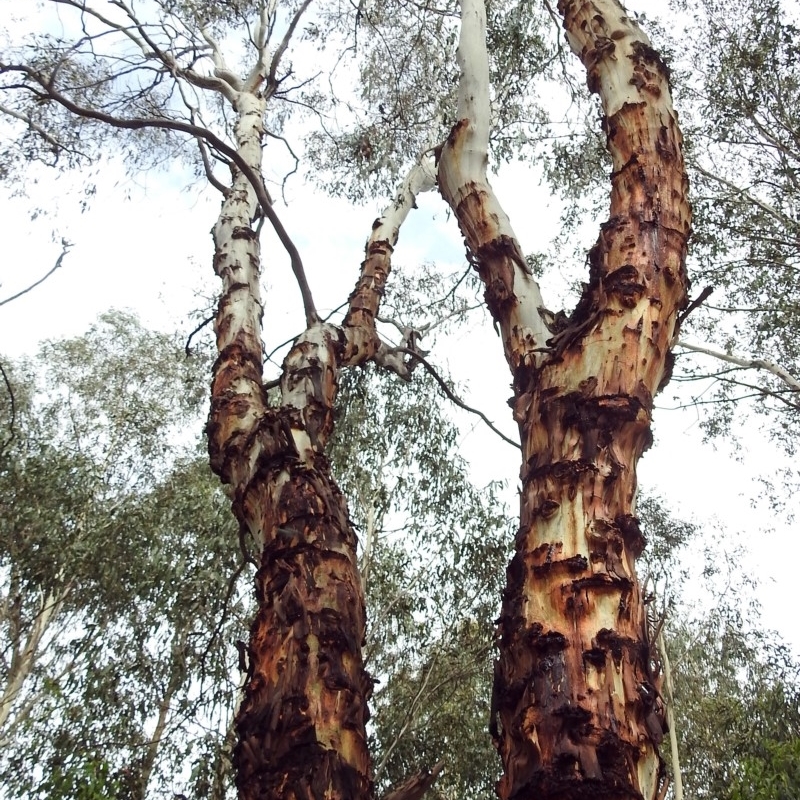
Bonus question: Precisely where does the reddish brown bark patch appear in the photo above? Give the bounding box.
[234,461,372,800]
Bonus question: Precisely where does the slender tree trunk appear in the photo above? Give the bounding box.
[439,1,690,798]
[659,629,683,800]
[137,625,190,799]
[0,579,70,735]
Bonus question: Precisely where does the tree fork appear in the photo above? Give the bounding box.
[440,1,690,798]
[208,110,435,795]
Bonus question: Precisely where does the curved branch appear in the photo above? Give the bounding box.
[198,22,243,94]
[264,127,301,201]
[677,339,800,394]
[267,0,314,90]
[0,243,70,307]
[0,63,319,325]
[184,314,215,356]
[196,136,230,196]
[394,347,520,449]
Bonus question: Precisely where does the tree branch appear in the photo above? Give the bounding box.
[437,0,549,368]
[267,0,314,91]
[198,22,243,95]
[676,285,713,328]
[380,762,445,800]
[694,163,799,233]
[184,314,215,356]
[677,339,800,394]
[342,153,436,364]
[393,347,520,449]
[245,0,271,92]
[0,102,68,159]
[0,243,70,308]
[375,654,439,782]
[196,136,230,196]
[0,63,319,325]
[658,629,683,800]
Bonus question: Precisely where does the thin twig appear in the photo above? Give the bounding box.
[0,244,70,308]
[199,559,250,682]
[185,314,215,356]
[393,347,520,449]
[374,653,439,782]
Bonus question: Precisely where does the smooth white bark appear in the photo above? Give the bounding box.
[0,584,70,732]
[438,0,550,367]
[659,630,684,800]
[372,156,436,247]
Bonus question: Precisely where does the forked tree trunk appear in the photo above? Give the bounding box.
[206,77,433,797]
[439,1,690,798]
[205,84,372,800]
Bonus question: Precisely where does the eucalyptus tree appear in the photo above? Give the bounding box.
[0,313,249,799]
[0,2,690,799]
[672,0,800,452]
[535,0,800,456]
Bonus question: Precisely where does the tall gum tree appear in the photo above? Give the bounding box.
[439,0,690,797]
[0,1,433,796]
[206,76,435,796]
[0,1,688,798]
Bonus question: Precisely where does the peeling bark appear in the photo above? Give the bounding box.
[344,157,436,371]
[439,2,690,799]
[207,99,433,796]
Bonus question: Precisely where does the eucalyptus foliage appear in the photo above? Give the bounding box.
[667,602,800,800]
[636,503,800,800]
[330,365,511,798]
[0,314,247,800]
[1,312,517,798]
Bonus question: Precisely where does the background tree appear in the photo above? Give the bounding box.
[0,313,250,799]
[668,603,800,800]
